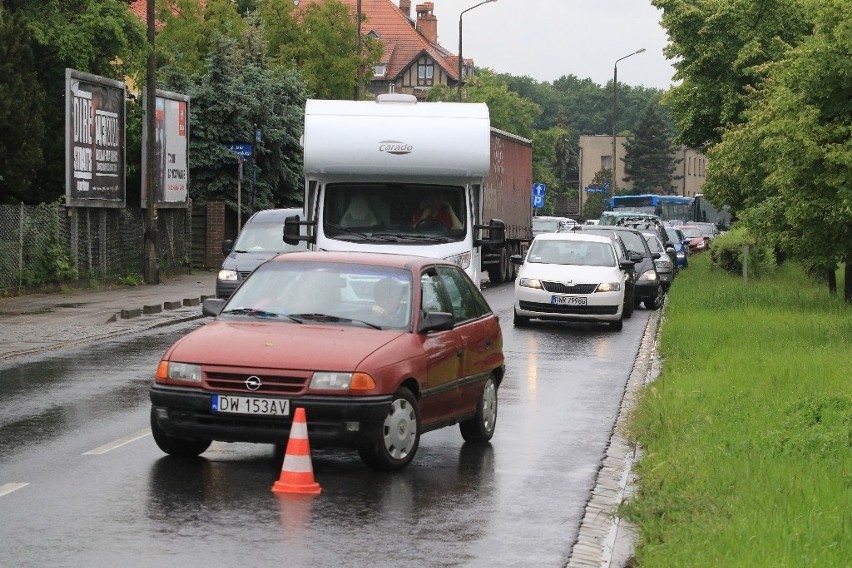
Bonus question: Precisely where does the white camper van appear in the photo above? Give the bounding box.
[284,94,505,285]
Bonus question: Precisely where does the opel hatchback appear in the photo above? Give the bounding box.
[511,233,633,330]
[151,251,505,471]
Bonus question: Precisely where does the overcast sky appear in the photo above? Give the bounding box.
[432,0,677,90]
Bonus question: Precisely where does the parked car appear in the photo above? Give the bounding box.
[565,225,664,310]
[642,232,675,291]
[533,215,577,237]
[151,251,505,471]
[691,221,721,241]
[511,233,634,330]
[216,208,307,299]
[679,224,710,254]
[664,226,690,268]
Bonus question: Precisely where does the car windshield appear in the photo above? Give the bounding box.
[323,182,466,243]
[694,224,717,236]
[643,235,664,253]
[233,223,304,253]
[533,218,560,233]
[679,226,703,238]
[527,239,615,266]
[224,261,413,330]
[612,231,647,256]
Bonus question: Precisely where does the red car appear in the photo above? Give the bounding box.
[150,251,505,470]
[678,225,710,253]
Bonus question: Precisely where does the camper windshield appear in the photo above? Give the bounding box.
[324,183,467,242]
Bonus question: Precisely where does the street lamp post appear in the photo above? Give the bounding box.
[354,0,362,100]
[458,0,497,102]
[611,48,645,195]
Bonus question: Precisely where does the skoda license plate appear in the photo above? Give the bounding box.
[552,295,587,306]
[212,395,290,416]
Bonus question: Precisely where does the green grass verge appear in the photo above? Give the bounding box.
[623,253,851,567]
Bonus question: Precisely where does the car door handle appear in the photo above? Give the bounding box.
[456,348,463,359]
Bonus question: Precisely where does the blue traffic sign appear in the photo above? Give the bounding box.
[532,194,545,208]
[226,143,253,158]
[532,183,546,197]
[585,186,606,193]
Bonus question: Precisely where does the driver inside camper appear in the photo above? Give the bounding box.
[409,189,463,230]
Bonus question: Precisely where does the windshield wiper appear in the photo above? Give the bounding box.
[291,313,381,329]
[221,308,281,318]
[326,224,398,242]
[372,232,451,243]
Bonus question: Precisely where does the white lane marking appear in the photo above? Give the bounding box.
[0,482,29,497]
[83,430,151,455]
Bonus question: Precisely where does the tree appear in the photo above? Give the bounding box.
[0,7,45,204]
[173,34,308,214]
[1,0,145,204]
[705,0,852,300]
[653,0,811,149]
[582,170,611,220]
[622,102,682,194]
[266,0,381,100]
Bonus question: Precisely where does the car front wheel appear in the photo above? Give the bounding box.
[150,407,211,457]
[359,387,420,471]
[460,376,498,442]
[513,309,530,327]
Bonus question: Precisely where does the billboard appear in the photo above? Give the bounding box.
[142,90,190,208]
[65,69,126,208]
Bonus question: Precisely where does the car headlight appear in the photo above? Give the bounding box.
[596,282,621,292]
[218,269,238,282]
[444,251,471,269]
[637,270,659,283]
[676,251,686,258]
[518,277,543,289]
[309,371,376,391]
[656,260,672,269]
[157,361,202,382]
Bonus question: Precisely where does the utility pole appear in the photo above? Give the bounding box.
[143,0,159,284]
[354,0,362,100]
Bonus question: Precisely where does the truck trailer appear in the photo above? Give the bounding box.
[284,94,532,287]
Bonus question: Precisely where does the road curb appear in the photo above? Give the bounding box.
[566,309,662,568]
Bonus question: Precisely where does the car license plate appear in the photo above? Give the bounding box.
[551,295,587,306]
[212,395,290,416]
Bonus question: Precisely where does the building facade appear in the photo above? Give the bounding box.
[578,135,707,212]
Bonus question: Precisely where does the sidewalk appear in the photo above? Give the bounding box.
[0,271,217,361]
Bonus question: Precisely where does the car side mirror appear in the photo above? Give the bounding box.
[666,246,676,254]
[474,219,506,248]
[418,311,454,333]
[651,252,661,260]
[222,240,233,256]
[202,298,226,317]
[629,251,643,263]
[283,214,316,246]
[510,254,524,265]
[619,260,635,271]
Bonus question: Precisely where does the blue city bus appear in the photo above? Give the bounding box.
[609,194,694,222]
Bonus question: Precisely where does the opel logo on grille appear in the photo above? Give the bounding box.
[245,376,262,391]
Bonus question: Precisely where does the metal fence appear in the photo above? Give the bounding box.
[0,201,193,296]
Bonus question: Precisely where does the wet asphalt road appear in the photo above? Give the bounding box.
[0,283,650,567]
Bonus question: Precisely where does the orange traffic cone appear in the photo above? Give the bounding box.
[272,407,321,495]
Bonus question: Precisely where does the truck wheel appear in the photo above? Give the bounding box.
[358,387,420,471]
[488,248,509,284]
[150,407,211,457]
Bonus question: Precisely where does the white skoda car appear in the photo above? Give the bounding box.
[511,233,632,330]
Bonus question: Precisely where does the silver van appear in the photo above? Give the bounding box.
[216,208,307,298]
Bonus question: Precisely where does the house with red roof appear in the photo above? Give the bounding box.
[321,0,467,99]
[131,0,470,99]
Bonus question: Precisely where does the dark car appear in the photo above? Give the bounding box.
[216,208,307,299]
[151,251,505,471]
[565,224,663,310]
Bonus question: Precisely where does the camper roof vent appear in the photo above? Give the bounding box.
[375,93,418,104]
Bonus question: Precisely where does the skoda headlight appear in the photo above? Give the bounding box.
[218,269,238,282]
[518,278,543,289]
[596,282,621,292]
[444,251,471,270]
